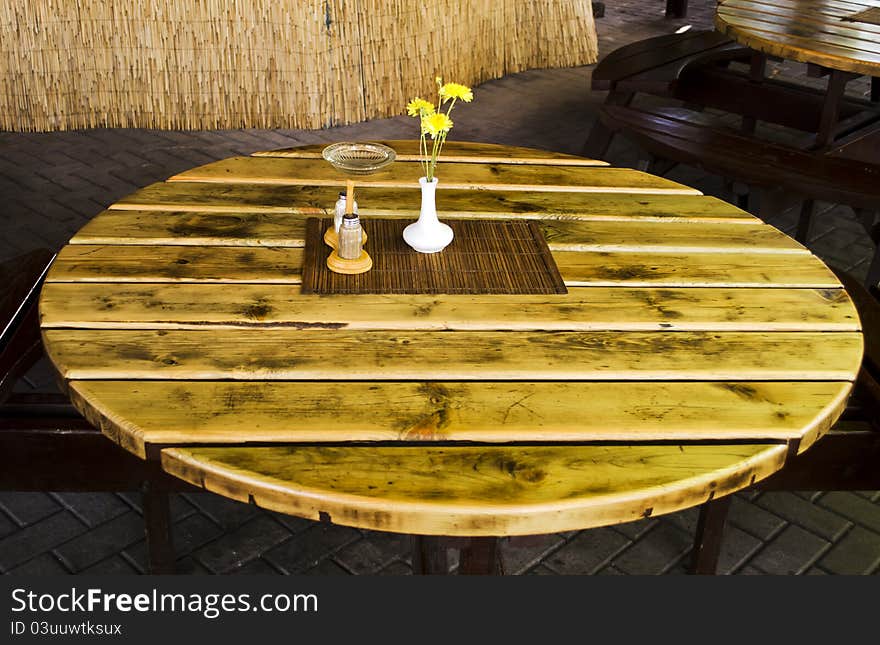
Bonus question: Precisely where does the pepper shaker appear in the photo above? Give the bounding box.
[337,212,363,259]
[334,192,358,234]
[326,188,365,250]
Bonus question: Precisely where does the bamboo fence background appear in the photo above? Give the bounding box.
[0,0,598,132]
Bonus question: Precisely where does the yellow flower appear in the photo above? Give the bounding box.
[439,82,473,103]
[405,75,475,180]
[421,112,453,138]
[406,97,435,117]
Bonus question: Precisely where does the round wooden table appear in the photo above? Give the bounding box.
[716,0,880,149]
[716,0,880,77]
[39,141,862,572]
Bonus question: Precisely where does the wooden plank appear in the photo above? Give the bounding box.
[716,5,880,75]
[44,245,841,287]
[827,119,880,164]
[43,329,863,382]
[257,153,606,166]
[160,442,789,535]
[71,210,800,253]
[723,0,880,27]
[45,245,304,284]
[69,380,851,456]
[553,250,842,287]
[600,31,743,86]
[540,220,805,253]
[594,29,733,73]
[725,0,880,26]
[111,182,757,222]
[72,211,309,247]
[40,283,860,332]
[166,156,701,194]
[719,3,880,42]
[723,0,880,18]
[717,11,880,58]
[251,139,610,166]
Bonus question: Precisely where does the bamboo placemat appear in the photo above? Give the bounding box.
[843,8,880,25]
[301,218,567,295]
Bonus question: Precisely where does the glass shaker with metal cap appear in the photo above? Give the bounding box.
[334,191,358,234]
[337,212,363,260]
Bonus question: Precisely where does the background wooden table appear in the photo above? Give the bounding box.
[716,0,880,77]
[39,141,862,571]
[716,0,880,148]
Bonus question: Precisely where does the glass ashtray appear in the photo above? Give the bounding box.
[322,142,396,175]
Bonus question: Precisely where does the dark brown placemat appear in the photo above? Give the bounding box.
[843,7,880,25]
[300,218,567,295]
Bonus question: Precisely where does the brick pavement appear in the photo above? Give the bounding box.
[2,0,879,575]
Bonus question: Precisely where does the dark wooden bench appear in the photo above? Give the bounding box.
[0,249,193,574]
[597,103,880,212]
[589,30,748,95]
[691,267,880,574]
[582,30,752,159]
[677,64,880,138]
[584,30,878,158]
[583,29,880,285]
[595,101,880,278]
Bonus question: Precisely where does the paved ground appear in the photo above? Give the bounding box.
[2,0,879,576]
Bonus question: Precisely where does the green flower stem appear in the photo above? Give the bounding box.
[427,132,446,182]
[419,132,428,177]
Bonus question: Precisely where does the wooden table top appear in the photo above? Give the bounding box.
[39,140,862,536]
[715,0,880,76]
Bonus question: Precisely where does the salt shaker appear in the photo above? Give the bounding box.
[334,192,358,233]
[337,212,363,259]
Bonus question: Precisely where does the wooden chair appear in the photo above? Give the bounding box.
[0,249,188,574]
[690,267,880,574]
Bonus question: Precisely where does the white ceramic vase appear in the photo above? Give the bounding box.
[403,176,453,253]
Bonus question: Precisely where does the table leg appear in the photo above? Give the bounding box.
[816,69,856,149]
[864,216,880,288]
[411,536,502,574]
[458,537,501,575]
[795,199,816,244]
[690,495,733,575]
[665,0,688,19]
[582,91,634,159]
[740,53,767,135]
[723,180,750,212]
[411,536,449,574]
[142,481,176,574]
